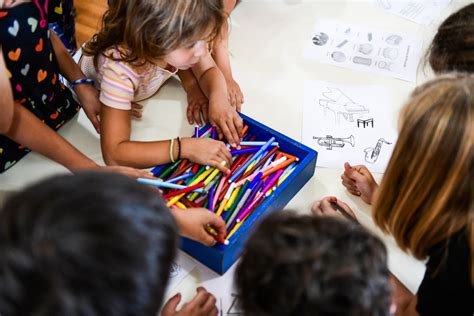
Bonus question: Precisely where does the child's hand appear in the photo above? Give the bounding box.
[226,77,244,112]
[74,84,101,133]
[131,102,144,119]
[341,162,378,204]
[98,165,155,179]
[181,137,231,174]
[311,196,356,221]
[171,208,226,246]
[208,100,243,149]
[186,84,209,126]
[161,288,218,316]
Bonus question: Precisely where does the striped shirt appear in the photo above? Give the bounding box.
[80,47,178,110]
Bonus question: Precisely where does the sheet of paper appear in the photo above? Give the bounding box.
[374,0,453,25]
[166,250,198,292]
[303,19,423,82]
[302,80,398,173]
[197,262,244,316]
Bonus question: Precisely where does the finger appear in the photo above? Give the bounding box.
[211,159,230,175]
[161,293,181,314]
[341,174,356,188]
[225,119,241,149]
[187,104,195,125]
[132,102,143,110]
[131,109,142,119]
[229,91,237,110]
[319,197,339,213]
[207,212,227,238]
[233,115,243,141]
[210,306,218,316]
[201,293,217,313]
[201,231,217,246]
[335,199,357,219]
[219,120,234,146]
[193,105,202,126]
[87,112,101,134]
[188,288,210,307]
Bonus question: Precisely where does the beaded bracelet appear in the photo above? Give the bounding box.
[69,78,95,89]
[170,138,176,163]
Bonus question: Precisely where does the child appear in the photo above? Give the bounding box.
[0,172,218,316]
[235,211,392,316]
[315,74,474,315]
[427,3,474,74]
[180,0,244,126]
[81,0,242,172]
[0,0,102,173]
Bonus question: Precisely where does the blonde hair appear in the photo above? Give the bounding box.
[373,74,474,285]
[83,0,226,68]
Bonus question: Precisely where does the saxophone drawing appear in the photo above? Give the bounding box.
[313,135,355,150]
[364,138,391,163]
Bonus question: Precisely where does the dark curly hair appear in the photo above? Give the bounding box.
[235,211,391,316]
[0,171,178,316]
[427,4,474,73]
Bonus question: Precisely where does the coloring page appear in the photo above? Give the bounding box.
[374,0,453,25]
[166,250,198,291]
[197,262,244,316]
[303,19,423,82]
[302,80,398,173]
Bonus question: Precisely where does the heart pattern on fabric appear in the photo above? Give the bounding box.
[35,38,43,52]
[0,11,8,19]
[51,73,57,85]
[27,17,38,32]
[4,161,16,170]
[8,20,19,37]
[0,148,3,154]
[37,69,47,82]
[15,84,22,92]
[8,48,21,61]
[50,111,59,119]
[42,94,47,103]
[20,63,30,76]
[54,3,63,15]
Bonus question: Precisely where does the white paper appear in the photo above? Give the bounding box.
[166,250,198,292]
[197,262,244,316]
[374,0,453,25]
[303,19,423,82]
[302,80,398,173]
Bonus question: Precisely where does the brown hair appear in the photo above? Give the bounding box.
[83,0,226,69]
[426,4,474,73]
[373,74,473,284]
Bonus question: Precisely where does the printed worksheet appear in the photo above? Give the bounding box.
[302,80,398,173]
[166,250,198,291]
[303,19,423,82]
[374,0,453,25]
[197,262,244,316]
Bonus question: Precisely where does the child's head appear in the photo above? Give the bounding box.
[235,212,391,316]
[373,74,473,282]
[427,4,474,73]
[0,172,178,316]
[84,0,225,69]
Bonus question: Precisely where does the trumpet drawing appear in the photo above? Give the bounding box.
[313,134,355,150]
[364,138,391,163]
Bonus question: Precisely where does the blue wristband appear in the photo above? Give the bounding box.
[69,78,95,89]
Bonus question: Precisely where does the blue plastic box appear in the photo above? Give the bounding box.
[152,113,318,274]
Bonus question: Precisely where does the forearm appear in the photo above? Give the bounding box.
[5,105,97,171]
[390,274,419,316]
[50,32,85,83]
[194,66,228,103]
[177,69,201,93]
[0,49,14,133]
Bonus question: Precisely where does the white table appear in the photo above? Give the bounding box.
[1,0,469,304]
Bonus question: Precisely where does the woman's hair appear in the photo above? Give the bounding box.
[0,171,178,316]
[426,4,474,73]
[83,0,226,68]
[373,74,473,284]
[236,211,391,316]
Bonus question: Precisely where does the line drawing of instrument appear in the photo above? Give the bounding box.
[318,87,370,124]
[313,134,355,150]
[364,138,391,163]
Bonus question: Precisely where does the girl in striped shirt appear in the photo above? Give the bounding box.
[81,0,242,175]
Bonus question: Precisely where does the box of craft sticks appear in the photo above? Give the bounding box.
[151,113,318,274]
